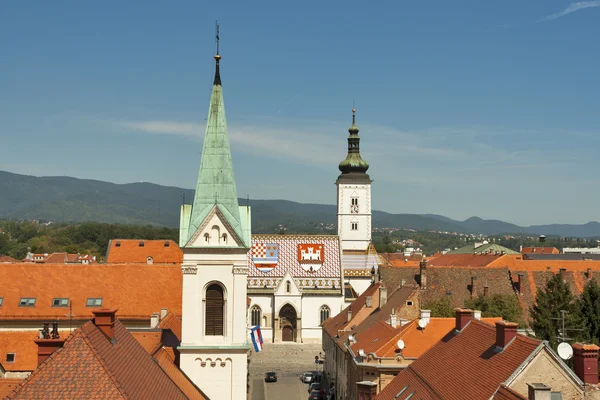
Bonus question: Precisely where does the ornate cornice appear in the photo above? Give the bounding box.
[182,266,198,275]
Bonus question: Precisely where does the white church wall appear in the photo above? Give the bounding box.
[180,351,247,400]
[348,278,373,296]
[300,296,344,344]
[248,295,274,340]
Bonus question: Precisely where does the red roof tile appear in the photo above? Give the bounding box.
[375,320,542,400]
[0,330,69,372]
[131,331,162,354]
[0,256,19,263]
[153,347,207,400]
[0,379,24,399]
[159,312,182,341]
[428,253,505,268]
[521,247,559,255]
[106,239,182,264]
[8,315,203,399]
[493,385,527,400]
[0,264,182,321]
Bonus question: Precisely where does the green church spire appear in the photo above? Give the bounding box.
[337,108,371,183]
[180,27,250,248]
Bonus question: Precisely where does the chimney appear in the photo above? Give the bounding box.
[379,286,388,308]
[35,337,66,366]
[517,273,524,295]
[473,310,481,320]
[347,309,352,322]
[92,309,118,341]
[356,381,377,400]
[150,312,160,329]
[420,309,431,325]
[160,308,168,319]
[573,343,600,386]
[483,285,489,297]
[455,308,473,331]
[587,268,592,280]
[495,321,518,349]
[470,276,477,298]
[419,261,427,289]
[559,268,566,280]
[389,308,397,328]
[366,296,373,308]
[527,383,551,400]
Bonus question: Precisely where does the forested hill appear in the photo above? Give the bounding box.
[2,170,600,237]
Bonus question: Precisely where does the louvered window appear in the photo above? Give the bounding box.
[205,284,224,335]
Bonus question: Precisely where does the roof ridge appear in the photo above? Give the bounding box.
[150,348,190,399]
[79,323,130,398]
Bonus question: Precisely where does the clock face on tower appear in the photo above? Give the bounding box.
[350,204,359,213]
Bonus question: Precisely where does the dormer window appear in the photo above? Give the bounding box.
[139,241,144,247]
[147,256,153,265]
[6,353,15,363]
[115,241,121,247]
[164,241,170,247]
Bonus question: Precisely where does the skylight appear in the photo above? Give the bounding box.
[6,353,15,363]
[0,297,3,306]
[86,298,103,307]
[19,298,36,307]
[52,298,69,307]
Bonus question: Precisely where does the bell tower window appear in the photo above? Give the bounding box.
[205,284,224,336]
[351,221,358,231]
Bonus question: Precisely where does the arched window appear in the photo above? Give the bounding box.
[205,284,224,336]
[251,305,261,327]
[320,305,330,324]
[204,233,210,243]
[221,233,227,245]
[146,256,153,265]
[286,281,291,293]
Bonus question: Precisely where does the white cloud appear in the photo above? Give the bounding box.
[121,120,203,138]
[539,1,600,21]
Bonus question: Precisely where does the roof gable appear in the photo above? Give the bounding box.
[274,270,302,296]
[185,205,245,248]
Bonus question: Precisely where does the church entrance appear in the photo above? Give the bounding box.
[279,304,297,342]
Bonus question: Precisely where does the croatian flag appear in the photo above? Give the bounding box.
[251,326,263,352]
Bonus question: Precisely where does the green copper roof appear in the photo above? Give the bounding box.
[182,56,246,247]
[337,110,371,183]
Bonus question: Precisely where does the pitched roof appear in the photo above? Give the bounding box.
[105,239,183,264]
[375,320,542,400]
[184,54,245,248]
[41,253,67,263]
[153,347,207,400]
[373,317,502,359]
[493,385,527,400]
[0,331,49,372]
[321,282,382,339]
[0,264,181,321]
[158,312,182,341]
[428,253,506,268]
[521,246,559,255]
[0,255,19,263]
[7,318,204,399]
[248,235,342,282]
[379,253,423,268]
[449,243,519,255]
[0,379,23,399]
[130,331,163,354]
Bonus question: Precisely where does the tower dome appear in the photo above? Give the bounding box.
[337,108,371,182]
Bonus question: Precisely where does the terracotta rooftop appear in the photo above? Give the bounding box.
[374,317,502,359]
[493,385,527,400]
[0,256,19,263]
[130,331,163,354]
[0,331,59,372]
[427,253,507,268]
[159,312,182,341]
[0,264,182,321]
[521,246,559,255]
[6,314,205,399]
[105,239,183,264]
[375,320,542,400]
[0,379,23,399]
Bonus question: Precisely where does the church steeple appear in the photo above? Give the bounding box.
[180,26,248,248]
[337,108,371,183]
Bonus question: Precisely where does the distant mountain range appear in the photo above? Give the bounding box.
[1,170,599,237]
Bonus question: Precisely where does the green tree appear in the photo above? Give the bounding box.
[530,274,586,349]
[423,297,455,318]
[576,279,600,344]
[465,294,522,325]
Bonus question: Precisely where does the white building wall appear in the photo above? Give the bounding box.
[301,296,344,344]
[180,249,249,400]
[348,277,373,297]
[337,183,371,251]
[248,295,274,341]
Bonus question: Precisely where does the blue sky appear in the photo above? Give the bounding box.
[1,1,599,225]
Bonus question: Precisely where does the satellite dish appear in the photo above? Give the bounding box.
[557,342,573,360]
[397,339,405,350]
[358,349,366,357]
[418,319,427,329]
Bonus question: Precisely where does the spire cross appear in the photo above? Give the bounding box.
[352,101,356,124]
[215,21,220,55]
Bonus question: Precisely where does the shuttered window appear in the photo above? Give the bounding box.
[205,284,224,335]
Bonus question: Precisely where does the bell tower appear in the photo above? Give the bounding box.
[336,108,372,251]
[178,25,251,400]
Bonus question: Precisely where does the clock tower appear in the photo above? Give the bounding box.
[336,109,372,251]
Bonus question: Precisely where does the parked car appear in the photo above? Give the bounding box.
[308,389,324,400]
[300,371,314,384]
[264,371,277,383]
[308,382,321,393]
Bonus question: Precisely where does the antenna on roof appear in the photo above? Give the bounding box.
[69,301,73,334]
[182,192,185,206]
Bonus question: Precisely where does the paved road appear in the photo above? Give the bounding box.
[249,343,323,400]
